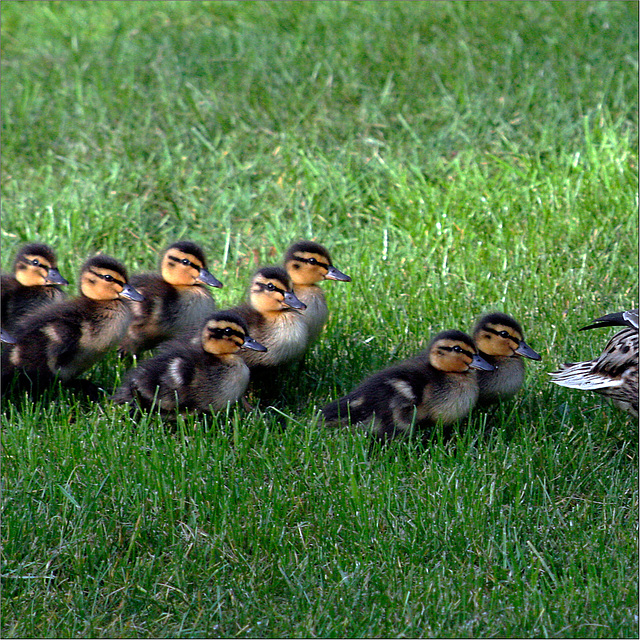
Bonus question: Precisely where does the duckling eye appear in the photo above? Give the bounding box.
[31,259,41,267]
[103,274,115,282]
[224,327,233,335]
[181,258,191,266]
[308,257,318,265]
[499,331,511,339]
[266,283,276,291]
[453,345,463,353]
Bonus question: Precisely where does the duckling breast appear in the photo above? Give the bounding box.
[476,355,525,404]
[201,356,251,410]
[294,285,328,341]
[79,300,133,352]
[243,310,309,367]
[174,286,217,333]
[420,372,480,424]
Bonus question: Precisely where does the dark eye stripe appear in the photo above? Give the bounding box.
[209,328,244,340]
[293,255,329,269]
[19,257,49,269]
[88,269,125,287]
[167,255,200,269]
[485,327,519,345]
[440,345,474,358]
[255,282,286,294]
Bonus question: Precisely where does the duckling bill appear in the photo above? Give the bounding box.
[112,311,266,415]
[472,311,541,406]
[321,329,494,441]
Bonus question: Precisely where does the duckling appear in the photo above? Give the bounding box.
[230,266,307,368]
[284,240,351,344]
[549,308,638,417]
[472,311,541,406]
[112,311,267,415]
[118,241,223,355]
[321,330,494,441]
[1,255,143,390]
[1,243,69,333]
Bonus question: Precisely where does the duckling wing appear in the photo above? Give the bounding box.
[11,308,84,377]
[322,362,426,438]
[123,349,199,411]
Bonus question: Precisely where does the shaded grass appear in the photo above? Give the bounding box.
[1,1,638,638]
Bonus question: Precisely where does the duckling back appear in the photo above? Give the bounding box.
[113,342,249,413]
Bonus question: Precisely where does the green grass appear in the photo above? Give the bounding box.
[1,1,638,637]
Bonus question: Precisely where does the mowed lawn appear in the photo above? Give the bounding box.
[1,2,638,638]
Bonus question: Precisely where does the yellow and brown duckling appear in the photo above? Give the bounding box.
[112,311,266,415]
[1,255,143,391]
[549,309,638,417]
[284,240,351,344]
[230,266,307,369]
[118,241,223,355]
[472,312,541,406]
[1,243,69,333]
[321,329,494,441]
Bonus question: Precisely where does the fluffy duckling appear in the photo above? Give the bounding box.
[321,330,494,441]
[119,241,223,355]
[284,240,351,343]
[1,243,69,333]
[472,311,541,406]
[230,266,307,368]
[2,255,143,390]
[112,311,266,415]
[549,309,638,417]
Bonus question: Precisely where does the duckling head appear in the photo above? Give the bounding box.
[428,329,495,373]
[160,241,223,288]
[13,243,69,287]
[201,311,267,356]
[472,312,541,360]
[284,240,351,286]
[79,255,144,302]
[249,266,306,314]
